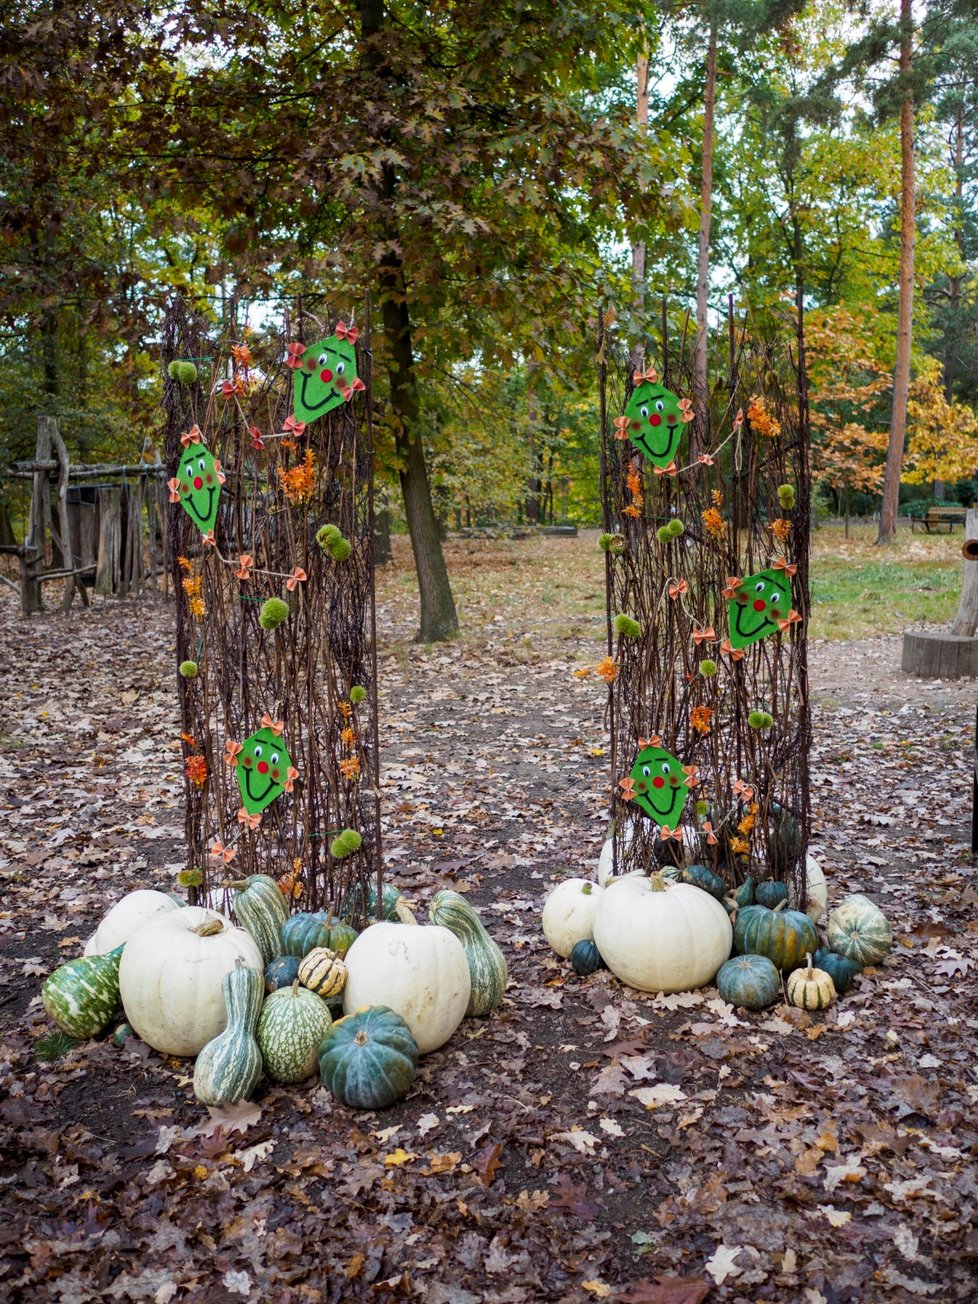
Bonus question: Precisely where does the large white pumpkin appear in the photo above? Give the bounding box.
[83,889,185,956]
[592,874,732,993]
[342,911,470,1054]
[787,854,828,924]
[541,878,603,957]
[118,906,263,1056]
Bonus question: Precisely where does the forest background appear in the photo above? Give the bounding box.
[2,0,977,640]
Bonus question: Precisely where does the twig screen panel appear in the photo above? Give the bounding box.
[161,301,380,915]
[599,311,812,901]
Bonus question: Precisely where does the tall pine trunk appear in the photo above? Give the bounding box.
[692,21,717,460]
[359,0,459,641]
[628,46,650,376]
[877,0,916,545]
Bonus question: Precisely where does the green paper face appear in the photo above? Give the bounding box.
[629,744,688,829]
[727,568,790,649]
[236,727,294,815]
[622,382,687,468]
[294,336,359,424]
[175,444,222,532]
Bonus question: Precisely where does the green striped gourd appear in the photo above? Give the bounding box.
[680,864,728,901]
[193,962,264,1107]
[42,945,124,1039]
[298,947,348,999]
[229,875,289,963]
[429,890,507,1017]
[318,1004,419,1110]
[733,904,818,971]
[826,894,892,966]
[257,980,332,1082]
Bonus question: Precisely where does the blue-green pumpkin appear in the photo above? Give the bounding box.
[318,1004,419,1110]
[680,864,728,901]
[715,954,781,1010]
[339,882,404,928]
[570,938,604,976]
[733,904,818,970]
[280,912,334,957]
[754,880,789,909]
[264,955,302,991]
[813,947,861,995]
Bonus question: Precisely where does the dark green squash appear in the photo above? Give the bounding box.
[326,921,358,958]
[280,912,334,957]
[318,1004,419,1110]
[715,954,781,1010]
[339,882,404,928]
[228,875,289,963]
[570,938,604,976]
[754,880,788,909]
[732,877,755,909]
[733,904,818,971]
[813,947,861,995]
[264,955,302,991]
[680,864,727,901]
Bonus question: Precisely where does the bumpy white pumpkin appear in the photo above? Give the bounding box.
[592,873,732,993]
[342,905,470,1053]
[787,854,828,924]
[119,906,263,1056]
[542,878,604,957]
[83,888,184,956]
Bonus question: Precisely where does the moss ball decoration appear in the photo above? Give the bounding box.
[349,685,367,705]
[179,660,199,679]
[316,524,342,550]
[331,829,362,859]
[614,614,642,638]
[699,659,718,678]
[777,483,796,509]
[330,537,352,562]
[259,597,290,631]
[168,360,198,385]
[748,710,774,730]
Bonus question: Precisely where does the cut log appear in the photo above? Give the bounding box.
[951,508,978,636]
[902,631,978,679]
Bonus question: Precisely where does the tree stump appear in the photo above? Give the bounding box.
[902,631,978,679]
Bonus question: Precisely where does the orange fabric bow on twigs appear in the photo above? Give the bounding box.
[180,425,203,448]
[209,840,236,864]
[285,342,305,370]
[236,808,262,830]
[703,820,719,846]
[720,637,745,661]
[259,714,284,736]
[341,377,366,402]
[691,626,716,646]
[653,461,678,477]
[633,365,658,385]
[772,558,798,577]
[667,579,688,600]
[658,824,683,842]
[334,320,359,343]
[618,776,636,801]
[223,740,242,767]
[285,567,307,592]
[637,734,662,749]
[613,416,631,440]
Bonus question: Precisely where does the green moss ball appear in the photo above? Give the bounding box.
[259,597,290,631]
[350,685,367,705]
[167,360,198,385]
[178,660,199,679]
[316,523,342,549]
[331,829,363,859]
[614,614,642,638]
[329,537,352,562]
[699,658,718,678]
[777,484,796,509]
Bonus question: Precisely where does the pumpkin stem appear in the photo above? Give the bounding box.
[648,872,669,892]
[394,898,418,926]
[581,883,593,896]
[804,950,813,977]
[225,880,250,891]
[193,919,225,938]
[291,978,301,996]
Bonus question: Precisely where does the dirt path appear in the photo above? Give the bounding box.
[1,534,977,1302]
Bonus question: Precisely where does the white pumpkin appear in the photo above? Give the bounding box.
[787,854,828,924]
[592,873,732,993]
[118,906,263,1056]
[83,888,185,956]
[342,903,470,1054]
[541,878,604,957]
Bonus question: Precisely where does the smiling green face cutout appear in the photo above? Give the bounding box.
[727,568,792,650]
[174,443,223,533]
[621,381,689,469]
[293,335,359,424]
[628,743,688,830]
[236,726,295,815]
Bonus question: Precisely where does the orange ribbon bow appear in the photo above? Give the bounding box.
[678,398,694,423]
[236,808,262,830]
[682,764,700,787]
[334,320,359,344]
[696,452,714,465]
[653,461,678,477]
[703,820,719,846]
[167,477,181,504]
[776,609,803,633]
[180,425,203,447]
[613,415,631,440]
[285,566,307,592]
[732,779,755,801]
[667,579,688,600]
[637,735,662,749]
[201,530,217,548]
[633,365,658,385]
[224,740,242,767]
[733,408,744,430]
[259,714,284,736]
[721,577,742,600]
[209,840,236,864]
[285,342,305,370]
[249,425,265,451]
[341,377,366,402]
[618,776,636,801]
[283,415,306,436]
[720,637,745,661]
[772,558,798,577]
[659,824,683,842]
[283,766,299,794]
[235,554,254,581]
[214,460,226,486]
[691,626,716,646]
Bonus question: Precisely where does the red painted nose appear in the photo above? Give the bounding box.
[320,368,333,383]
[652,776,665,789]
[257,760,269,775]
[193,476,203,490]
[648,414,662,426]
[753,598,766,611]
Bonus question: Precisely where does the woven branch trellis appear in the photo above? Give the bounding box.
[598,302,812,903]
[161,299,382,921]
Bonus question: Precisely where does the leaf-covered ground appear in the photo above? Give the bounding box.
[2,532,977,1303]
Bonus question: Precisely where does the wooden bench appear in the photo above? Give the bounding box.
[910,506,968,533]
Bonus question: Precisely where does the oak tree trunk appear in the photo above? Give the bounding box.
[877,0,916,546]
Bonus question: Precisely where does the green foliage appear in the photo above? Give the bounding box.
[699,659,718,678]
